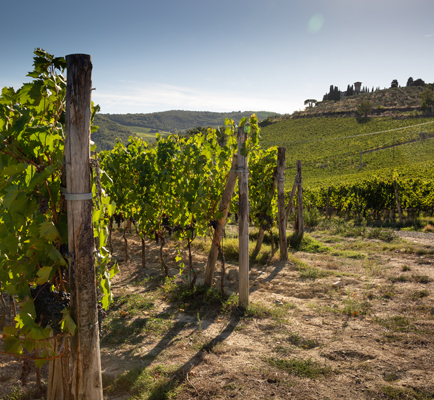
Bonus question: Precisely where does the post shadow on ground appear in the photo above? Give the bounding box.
[144,313,243,398]
[248,260,287,296]
[104,297,243,397]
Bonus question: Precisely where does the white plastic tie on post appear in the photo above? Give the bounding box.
[60,187,93,200]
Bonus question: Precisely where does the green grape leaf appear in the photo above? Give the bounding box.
[36,266,53,285]
[61,309,77,335]
[39,220,60,242]
[2,336,22,355]
[45,244,66,266]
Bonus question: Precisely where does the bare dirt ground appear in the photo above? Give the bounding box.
[1,226,434,400]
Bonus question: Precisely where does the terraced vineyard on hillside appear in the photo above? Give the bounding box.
[260,117,434,188]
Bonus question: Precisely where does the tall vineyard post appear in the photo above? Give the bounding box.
[285,174,298,225]
[295,160,304,239]
[65,54,103,400]
[238,127,249,309]
[204,155,238,287]
[277,148,288,260]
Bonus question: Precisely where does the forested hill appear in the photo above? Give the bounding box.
[101,110,275,133]
[93,114,135,151]
[92,110,276,150]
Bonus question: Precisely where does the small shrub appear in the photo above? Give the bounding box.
[401,265,411,272]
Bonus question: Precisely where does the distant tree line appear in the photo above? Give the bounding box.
[322,84,374,101]
[320,77,431,103]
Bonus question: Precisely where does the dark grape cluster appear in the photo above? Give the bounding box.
[31,285,107,337]
[208,220,218,230]
[112,213,124,228]
[38,197,49,214]
[31,285,70,335]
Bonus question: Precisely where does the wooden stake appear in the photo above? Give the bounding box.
[204,155,238,287]
[65,54,103,400]
[295,160,304,239]
[237,126,249,309]
[285,175,298,225]
[277,147,288,260]
[393,180,403,224]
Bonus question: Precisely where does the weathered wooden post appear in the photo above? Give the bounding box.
[295,160,304,239]
[285,174,298,225]
[277,148,288,260]
[204,155,238,287]
[238,126,249,309]
[65,54,103,400]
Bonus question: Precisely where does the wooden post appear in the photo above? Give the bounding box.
[285,175,298,224]
[393,180,403,224]
[65,54,103,400]
[204,155,238,287]
[295,160,304,239]
[277,148,288,260]
[237,126,249,309]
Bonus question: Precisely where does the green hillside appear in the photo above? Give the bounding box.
[92,114,135,151]
[102,110,275,133]
[260,116,434,188]
[93,110,276,150]
[126,126,171,142]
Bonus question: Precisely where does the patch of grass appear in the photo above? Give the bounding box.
[341,297,371,316]
[162,282,223,312]
[409,290,429,300]
[244,301,295,322]
[412,275,430,283]
[264,357,333,379]
[388,275,409,283]
[101,292,175,344]
[384,372,400,382]
[309,294,370,317]
[289,255,332,280]
[286,332,319,349]
[373,316,416,333]
[379,385,434,399]
[105,364,183,399]
[109,293,155,316]
[365,228,397,242]
[334,250,367,259]
[289,233,330,253]
[401,265,411,272]
[220,293,239,315]
[102,314,176,344]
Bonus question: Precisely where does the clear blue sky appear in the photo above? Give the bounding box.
[1,0,433,115]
